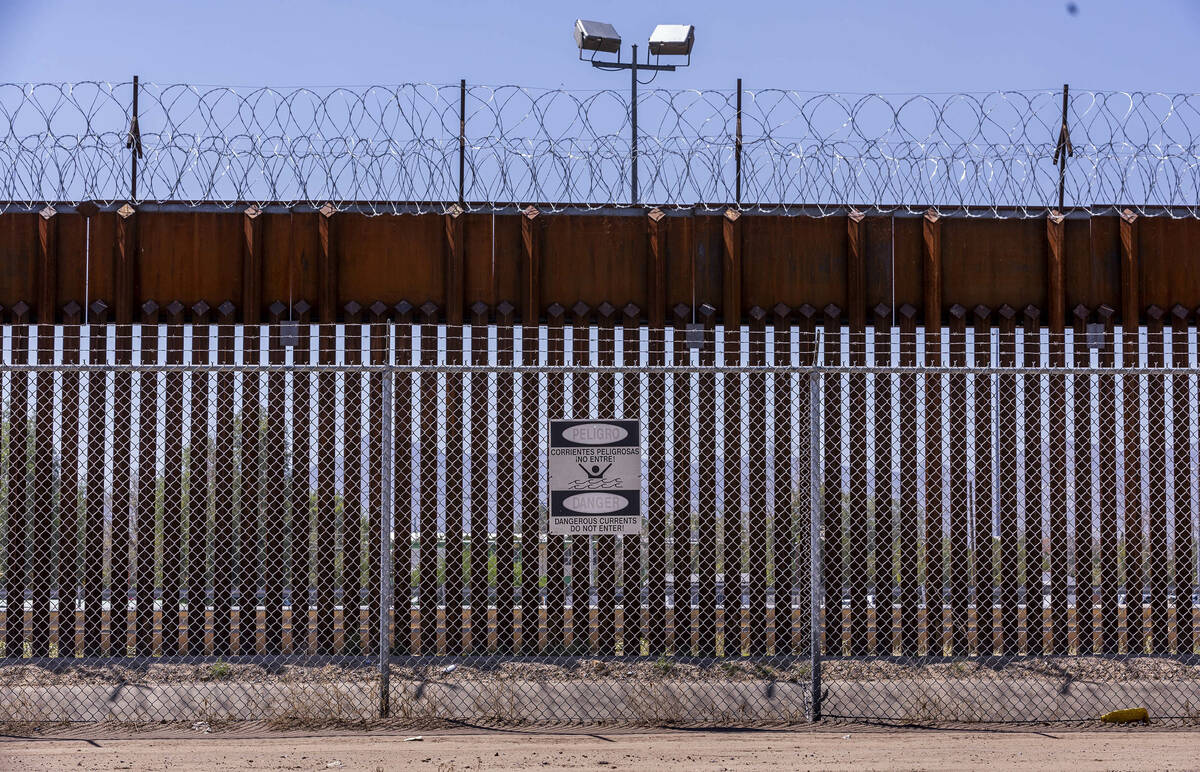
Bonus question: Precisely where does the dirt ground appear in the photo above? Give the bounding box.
[4,726,1200,771]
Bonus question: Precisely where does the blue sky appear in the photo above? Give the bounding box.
[1,0,1197,93]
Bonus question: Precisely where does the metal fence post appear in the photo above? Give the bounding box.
[459,78,466,207]
[631,43,639,205]
[379,353,396,718]
[808,368,824,721]
[1053,83,1073,212]
[126,75,143,202]
[735,77,742,206]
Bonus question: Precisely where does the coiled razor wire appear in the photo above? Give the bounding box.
[1,81,1198,216]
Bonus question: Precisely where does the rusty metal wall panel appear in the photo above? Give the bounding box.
[84,212,117,308]
[137,212,243,306]
[688,215,726,313]
[335,214,445,307]
[460,213,513,308]
[890,217,925,312]
[1073,216,1121,311]
[1139,218,1200,311]
[863,215,895,310]
[5,210,1200,325]
[53,213,89,306]
[261,212,320,310]
[540,215,648,309]
[941,219,1047,311]
[489,214,524,311]
[743,216,848,312]
[0,212,37,307]
[659,214,709,312]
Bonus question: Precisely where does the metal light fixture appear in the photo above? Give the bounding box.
[648,24,694,57]
[575,19,622,54]
[573,19,696,205]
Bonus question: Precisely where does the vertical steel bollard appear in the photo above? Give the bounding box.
[379,348,396,718]
[809,368,824,721]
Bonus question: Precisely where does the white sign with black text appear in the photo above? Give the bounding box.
[548,419,642,536]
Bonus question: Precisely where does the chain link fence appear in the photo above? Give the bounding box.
[817,363,1200,723]
[2,82,1198,216]
[1,322,1199,726]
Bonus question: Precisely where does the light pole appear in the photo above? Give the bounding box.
[575,20,695,205]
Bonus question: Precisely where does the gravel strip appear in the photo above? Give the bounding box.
[2,655,1198,688]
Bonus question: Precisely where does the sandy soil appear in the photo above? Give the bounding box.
[5,727,1200,771]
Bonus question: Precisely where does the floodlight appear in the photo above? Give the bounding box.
[574,19,696,205]
[648,24,694,56]
[575,19,621,54]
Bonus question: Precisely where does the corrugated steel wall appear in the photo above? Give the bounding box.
[2,205,1198,330]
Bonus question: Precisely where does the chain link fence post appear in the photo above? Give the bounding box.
[809,367,824,721]
[379,358,395,719]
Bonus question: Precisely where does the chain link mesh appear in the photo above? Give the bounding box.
[1,82,1198,216]
[0,324,819,727]
[817,327,1200,723]
[0,327,386,724]
[2,323,1200,726]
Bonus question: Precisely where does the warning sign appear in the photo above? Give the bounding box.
[548,419,642,536]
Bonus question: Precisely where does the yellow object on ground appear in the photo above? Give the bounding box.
[1100,707,1149,723]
